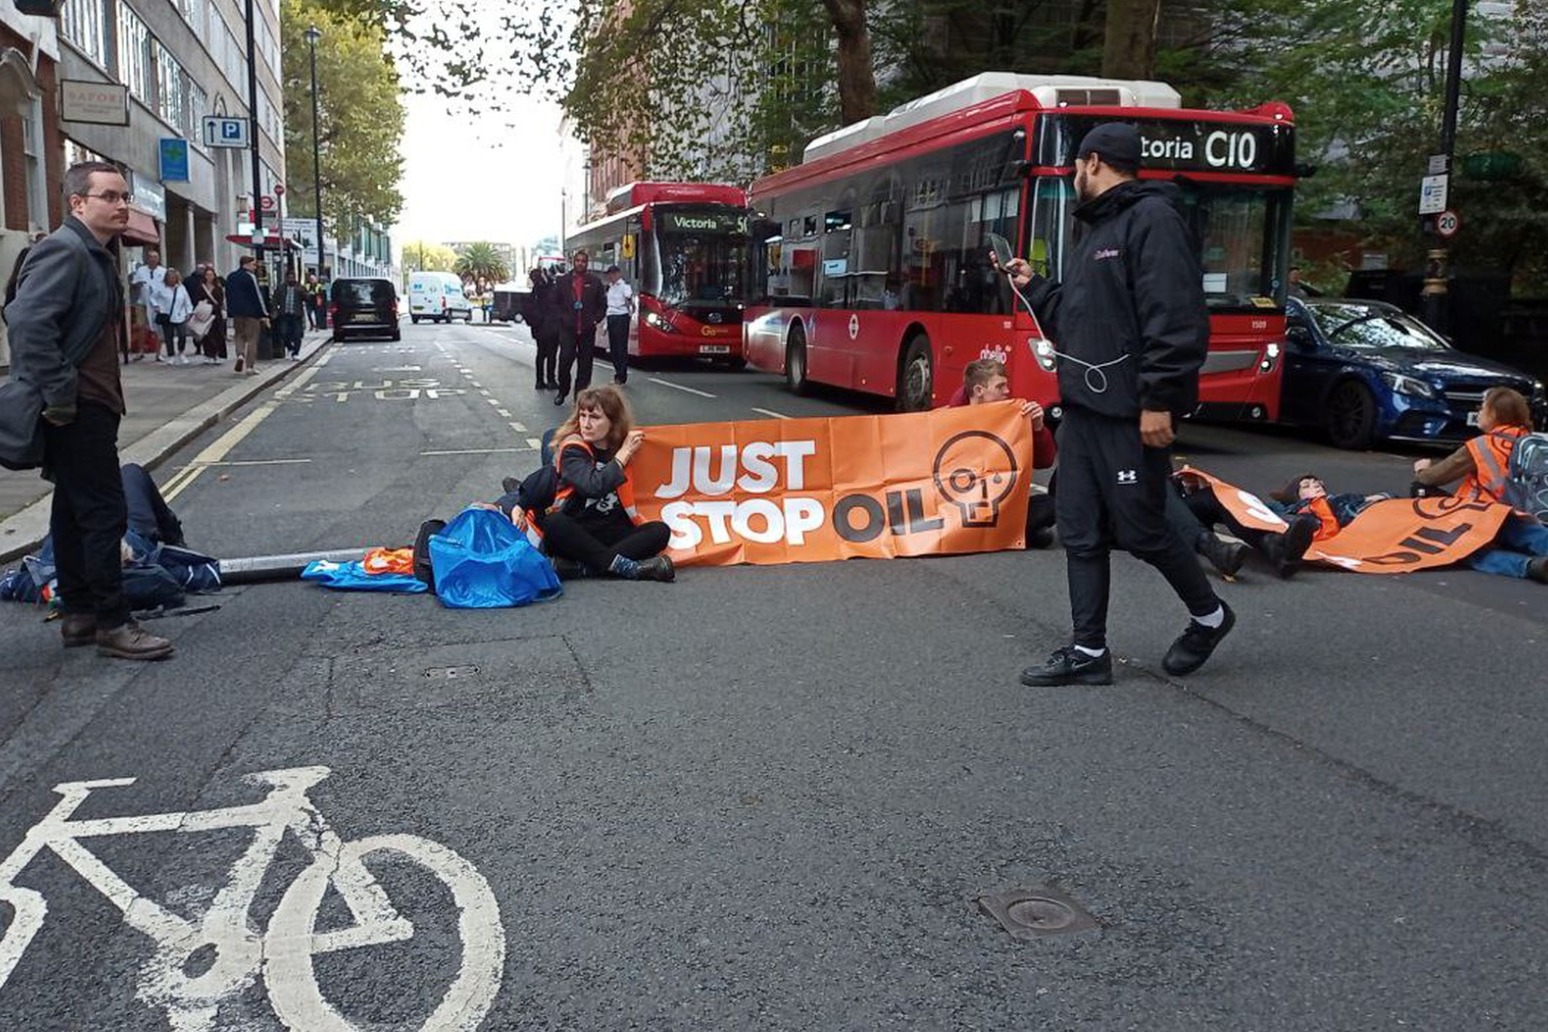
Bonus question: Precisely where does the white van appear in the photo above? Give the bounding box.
[408,271,473,324]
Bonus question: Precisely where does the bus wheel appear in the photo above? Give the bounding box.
[786,327,810,395]
[896,334,933,412]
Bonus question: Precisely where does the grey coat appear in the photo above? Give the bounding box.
[0,217,123,469]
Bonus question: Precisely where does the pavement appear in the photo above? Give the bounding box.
[0,327,333,564]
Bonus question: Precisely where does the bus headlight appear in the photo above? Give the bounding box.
[1260,342,1281,372]
[1030,338,1056,372]
[644,310,676,333]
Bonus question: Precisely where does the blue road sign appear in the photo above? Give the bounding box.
[159,138,189,182]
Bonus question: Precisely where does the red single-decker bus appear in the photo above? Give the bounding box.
[744,73,1296,419]
[568,182,752,367]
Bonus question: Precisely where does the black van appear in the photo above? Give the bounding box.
[330,278,400,342]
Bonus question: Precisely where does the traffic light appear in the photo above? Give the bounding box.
[14,0,63,14]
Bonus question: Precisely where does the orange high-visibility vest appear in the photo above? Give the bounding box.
[1459,425,1528,504]
[1303,496,1341,541]
[549,437,640,521]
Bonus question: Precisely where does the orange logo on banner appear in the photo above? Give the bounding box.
[630,403,1033,565]
[1178,467,1512,574]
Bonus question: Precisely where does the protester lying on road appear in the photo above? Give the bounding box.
[1411,387,1548,584]
[1167,471,1318,579]
[946,358,1057,548]
[510,385,675,582]
[1267,474,1390,540]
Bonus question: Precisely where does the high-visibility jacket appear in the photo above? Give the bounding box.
[1459,425,1528,504]
[1302,495,1341,542]
[549,437,640,522]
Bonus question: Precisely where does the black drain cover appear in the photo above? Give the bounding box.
[978,888,1099,939]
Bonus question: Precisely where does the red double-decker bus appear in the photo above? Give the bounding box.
[568,182,751,367]
[744,73,1296,418]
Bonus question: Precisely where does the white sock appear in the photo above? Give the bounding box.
[1074,645,1106,658]
[1193,606,1225,629]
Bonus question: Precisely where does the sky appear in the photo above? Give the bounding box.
[392,89,572,258]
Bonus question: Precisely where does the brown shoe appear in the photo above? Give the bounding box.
[60,612,98,647]
[95,621,174,661]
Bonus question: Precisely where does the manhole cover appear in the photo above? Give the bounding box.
[978,888,1099,939]
[424,665,479,680]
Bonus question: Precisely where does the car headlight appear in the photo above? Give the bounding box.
[644,310,676,333]
[1382,372,1437,399]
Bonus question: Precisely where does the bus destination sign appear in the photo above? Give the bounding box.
[660,210,749,235]
[1037,117,1295,177]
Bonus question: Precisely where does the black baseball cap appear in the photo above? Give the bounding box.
[605,264,620,273]
[1077,123,1142,169]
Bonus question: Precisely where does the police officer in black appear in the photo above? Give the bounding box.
[1005,123,1234,686]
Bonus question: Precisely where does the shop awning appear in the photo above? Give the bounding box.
[225,230,303,250]
[122,208,160,247]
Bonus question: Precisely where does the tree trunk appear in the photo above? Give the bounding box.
[1101,0,1161,79]
[821,0,878,122]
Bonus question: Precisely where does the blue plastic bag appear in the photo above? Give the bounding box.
[428,507,562,609]
[301,559,429,593]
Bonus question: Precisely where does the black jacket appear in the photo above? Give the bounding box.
[1024,180,1209,419]
[546,270,608,337]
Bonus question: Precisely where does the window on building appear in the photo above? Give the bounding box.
[23,96,49,232]
[155,43,185,131]
[118,6,153,102]
[185,82,208,144]
[60,0,111,69]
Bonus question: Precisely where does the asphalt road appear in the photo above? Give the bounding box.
[2,319,1545,1031]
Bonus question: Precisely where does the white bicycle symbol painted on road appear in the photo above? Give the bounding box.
[0,765,505,1030]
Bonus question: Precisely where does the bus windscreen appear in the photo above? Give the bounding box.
[650,209,749,309]
[1026,178,1292,310]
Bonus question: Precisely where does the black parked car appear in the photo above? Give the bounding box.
[1281,297,1546,449]
[330,278,400,342]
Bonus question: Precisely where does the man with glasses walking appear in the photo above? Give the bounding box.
[1,161,174,660]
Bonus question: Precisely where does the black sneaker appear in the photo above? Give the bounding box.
[1197,533,1248,580]
[554,391,568,406]
[1025,526,1055,550]
[1162,602,1236,676]
[549,557,589,580]
[1020,645,1113,687]
[1528,556,1548,584]
[635,555,676,582]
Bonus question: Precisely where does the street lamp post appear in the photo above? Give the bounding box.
[305,24,325,286]
[244,0,264,268]
[1422,0,1470,333]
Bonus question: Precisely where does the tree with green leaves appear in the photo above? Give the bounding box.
[280,0,406,236]
[453,243,510,286]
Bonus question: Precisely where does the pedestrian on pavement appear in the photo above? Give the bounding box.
[129,247,163,337]
[225,255,269,376]
[537,385,675,580]
[273,270,308,359]
[161,269,194,364]
[304,271,326,330]
[527,265,560,391]
[2,232,47,316]
[145,262,176,364]
[1410,387,1548,583]
[188,266,226,362]
[547,249,607,406]
[604,264,635,385]
[1004,122,1234,686]
[1,160,174,660]
[947,358,1058,548]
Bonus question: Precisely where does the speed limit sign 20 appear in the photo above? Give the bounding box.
[1436,210,1461,239]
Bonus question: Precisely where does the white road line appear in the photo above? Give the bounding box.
[486,398,500,407]
[525,438,542,450]
[163,401,283,502]
[751,407,791,420]
[508,421,527,432]
[420,447,534,456]
[496,408,511,418]
[176,458,313,468]
[648,377,716,398]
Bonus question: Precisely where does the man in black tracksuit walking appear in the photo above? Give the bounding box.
[1006,123,1234,686]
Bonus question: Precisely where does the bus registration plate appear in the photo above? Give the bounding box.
[699,345,730,355]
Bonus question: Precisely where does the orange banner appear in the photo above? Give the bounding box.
[1178,467,1512,574]
[630,402,1033,566]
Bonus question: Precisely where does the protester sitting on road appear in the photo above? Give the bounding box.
[947,358,1057,548]
[1268,474,1389,540]
[532,386,675,582]
[1412,387,1548,583]
[1167,472,1318,579]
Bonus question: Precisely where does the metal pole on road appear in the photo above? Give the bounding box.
[1422,0,1470,333]
[306,25,326,286]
